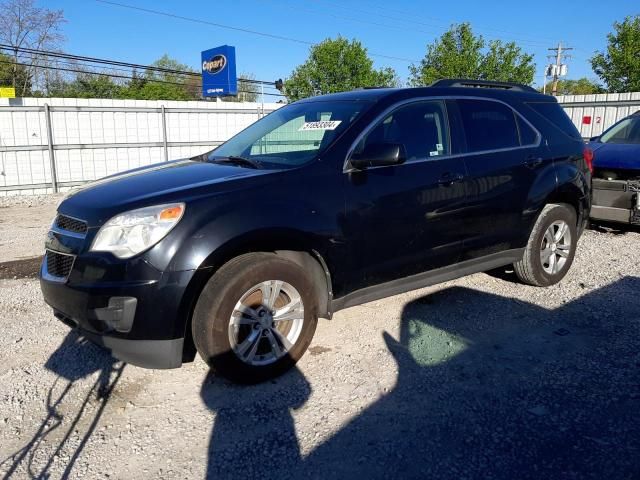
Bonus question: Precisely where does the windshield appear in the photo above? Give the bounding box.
[600,116,640,144]
[207,100,370,167]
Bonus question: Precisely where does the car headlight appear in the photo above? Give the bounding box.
[90,203,185,259]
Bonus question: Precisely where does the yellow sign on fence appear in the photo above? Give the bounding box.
[0,87,16,98]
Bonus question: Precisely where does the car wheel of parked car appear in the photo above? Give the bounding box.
[192,252,318,384]
[514,203,577,287]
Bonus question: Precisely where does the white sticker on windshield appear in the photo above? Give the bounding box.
[298,120,342,131]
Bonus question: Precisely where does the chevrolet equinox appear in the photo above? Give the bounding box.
[40,79,592,383]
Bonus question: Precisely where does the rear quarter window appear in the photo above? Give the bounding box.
[526,102,582,140]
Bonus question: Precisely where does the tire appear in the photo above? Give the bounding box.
[514,203,578,287]
[192,252,318,384]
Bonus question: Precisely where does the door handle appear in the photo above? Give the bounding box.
[437,172,465,186]
[525,156,543,169]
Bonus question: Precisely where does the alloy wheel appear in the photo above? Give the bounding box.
[540,220,572,275]
[227,280,304,366]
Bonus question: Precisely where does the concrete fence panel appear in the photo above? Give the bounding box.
[3,92,640,196]
[558,92,640,138]
[0,97,280,195]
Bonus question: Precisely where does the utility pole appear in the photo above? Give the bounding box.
[547,42,573,96]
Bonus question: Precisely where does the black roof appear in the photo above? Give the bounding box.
[297,79,550,105]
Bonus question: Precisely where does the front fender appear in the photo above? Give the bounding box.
[146,191,341,273]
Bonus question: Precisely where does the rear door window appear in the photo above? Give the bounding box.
[457,99,520,152]
[516,115,539,145]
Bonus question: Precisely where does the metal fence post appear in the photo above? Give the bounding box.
[43,103,58,193]
[161,105,169,161]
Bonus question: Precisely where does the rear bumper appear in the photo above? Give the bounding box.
[591,205,637,224]
[591,178,640,225]
[40,255,196,369]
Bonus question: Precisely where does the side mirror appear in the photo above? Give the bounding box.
[589,136,600,142]
[350,143,406,170]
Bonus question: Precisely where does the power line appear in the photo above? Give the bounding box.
[296,0,546,47]
[0,44,281,90]
[320,0,557,46]
[0,44,284,97]
[94,0,419,63]
[14,53,159,79]
[261,0,442,38]
[0,59,286,97]
[0,44,201,78]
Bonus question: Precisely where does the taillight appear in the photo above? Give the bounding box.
[583,147,594,174]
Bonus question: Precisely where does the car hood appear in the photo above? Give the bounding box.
[60,159,274,225]
[590,142,640,170]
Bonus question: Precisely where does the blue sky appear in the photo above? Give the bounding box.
[44,0,638,88]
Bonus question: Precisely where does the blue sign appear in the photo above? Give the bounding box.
[201,45,238,97]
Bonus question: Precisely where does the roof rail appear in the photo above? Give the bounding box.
[430,78,538,93]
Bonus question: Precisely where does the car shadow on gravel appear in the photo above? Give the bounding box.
[201,367,311,479]
[201,277,640,479]
[0,331,124,479]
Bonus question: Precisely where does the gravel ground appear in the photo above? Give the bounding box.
[0,197,639,479]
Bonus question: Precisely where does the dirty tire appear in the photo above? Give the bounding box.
[192,252,318,384]
[514,203,578,287]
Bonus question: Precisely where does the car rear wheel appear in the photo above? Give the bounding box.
[192,253,318,384]
[514,203,578,287]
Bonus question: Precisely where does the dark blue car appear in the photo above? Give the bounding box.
[588,110,640,225]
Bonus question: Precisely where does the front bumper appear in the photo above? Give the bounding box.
[591,178,640,225]
[40,253,196,369]
[56,312,184,369]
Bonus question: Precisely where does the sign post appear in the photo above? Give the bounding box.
[201,45,237,98]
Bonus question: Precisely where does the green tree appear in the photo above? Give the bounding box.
[284,36,399,101]
[225,73,260,103]
[541,78,604,96]
[47,72,122,98]
[0,52,31,93]
[122,54,200,101]
[591,15,640,93]
[409,23,536,86]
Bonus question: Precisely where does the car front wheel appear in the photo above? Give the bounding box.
[192,252,318,384]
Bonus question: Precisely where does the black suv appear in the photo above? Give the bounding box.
[40,79,591,383]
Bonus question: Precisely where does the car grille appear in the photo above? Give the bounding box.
[46,251,75,279]
[55,214,88,235]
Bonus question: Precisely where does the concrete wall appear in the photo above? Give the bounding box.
[557,92,640,139]
[0,97,281,195]
[2,92,640,195]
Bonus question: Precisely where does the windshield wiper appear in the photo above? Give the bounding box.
[210,156,262,169]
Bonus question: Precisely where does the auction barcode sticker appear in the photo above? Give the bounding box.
[298,120,342,131]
